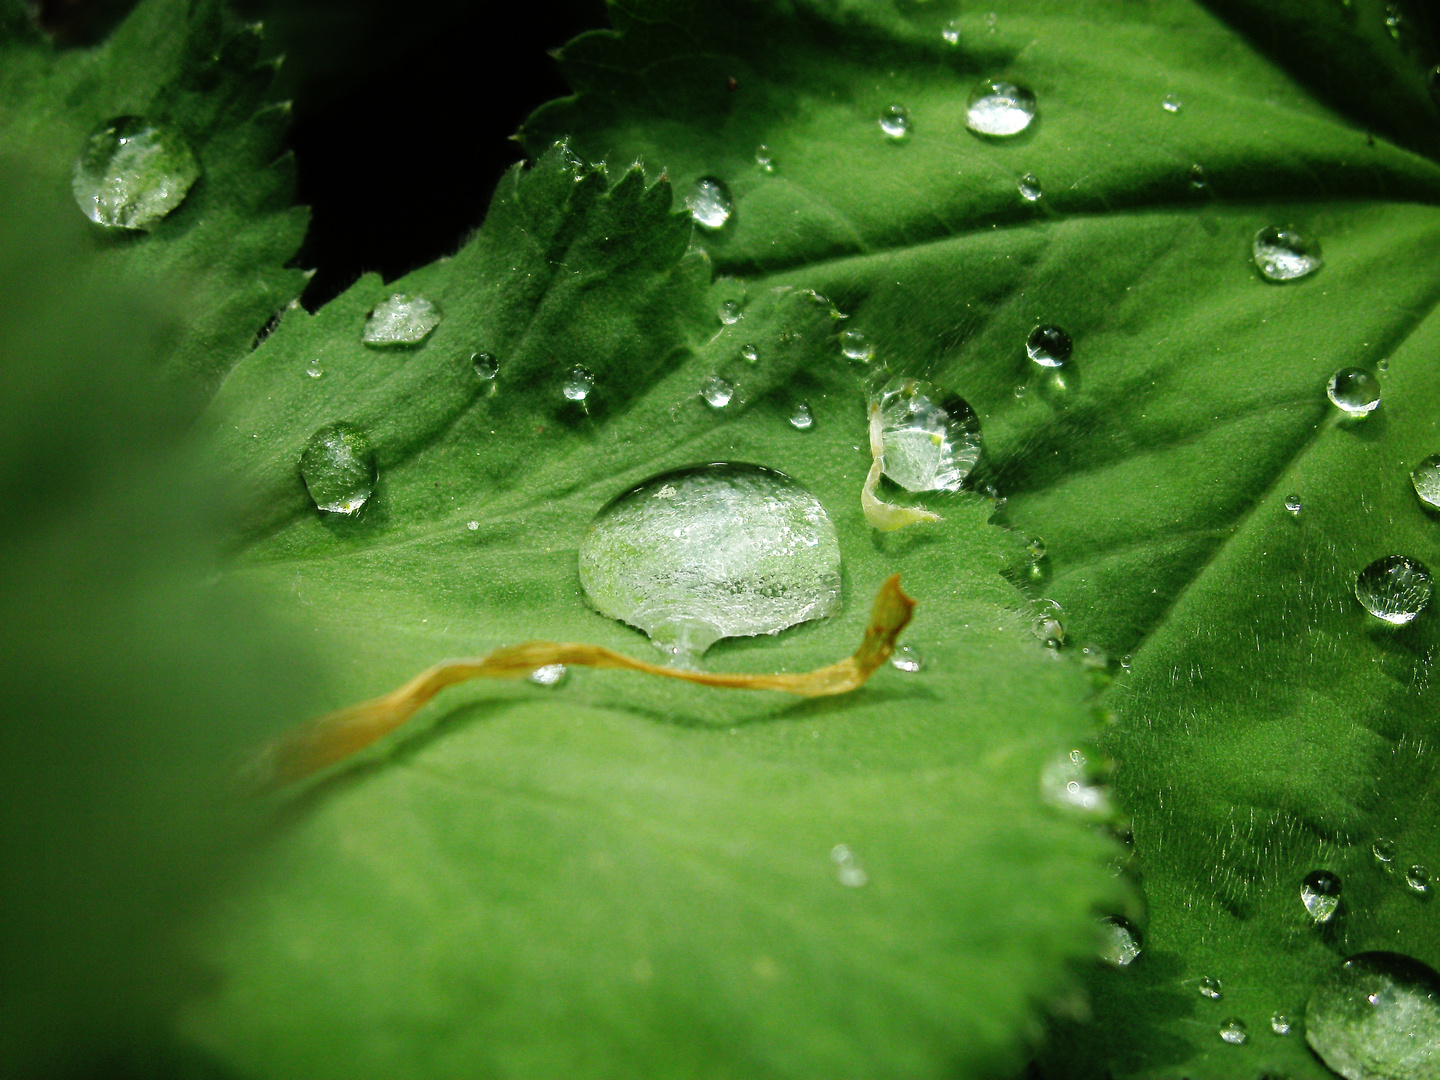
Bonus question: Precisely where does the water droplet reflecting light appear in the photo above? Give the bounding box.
[1272,1013,1294,1036]
[529,664,568,687]
[875,379,982,492]
[1027,325,1072,367]
[1355,555,1432,625]
[1018,173,1042,201]
[1328,368,1381,417]
[1410,455,1440,510]
[701,374,734,409]
[72,116,200,230]
[966,80,1037,137]
[879,104,911,138]
[686,177,733,229]
[363,294,441,346]
[1302,870,1343,924]
[789,402,815,431]
[890,644,922,673]
[1306,952,1440,1080]
[299,423,375,516]
[1200,976,1224,1000]
[1219,1018,1248,1045]
[831,844,869,887]
[1253,225,1323,282]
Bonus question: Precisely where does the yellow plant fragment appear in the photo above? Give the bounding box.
[245,575,917,789]
[861,400,942,532]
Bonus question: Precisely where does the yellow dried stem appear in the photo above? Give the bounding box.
[861,401,942,531]
[245,575,917,790]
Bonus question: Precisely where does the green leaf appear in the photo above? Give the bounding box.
[179,144,1128,1078]
[0,0,308,402]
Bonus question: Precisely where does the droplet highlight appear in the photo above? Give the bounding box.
[1328,368,1381,417]
[363,294,441,346]
[875,379,982,492]
[299,423,376,516]
[686,177,733,230]
[1027,325,1072,367]
[1253,225,1323,282]
[1302,870,1343,924]
[965,80,1037,138]
[1355,556,1432,625]
[71,116,200,230]
[577,463,843,660]
[1306,952,1440,1080]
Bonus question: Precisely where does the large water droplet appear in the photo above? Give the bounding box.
[879,104,911,139]
[472,352,499,380]
[1407,865,1431,894]
[1018,173,1042,201]
[1410,455,1440,510]
[299,423,375,516]
[1328,368,1381,417]
[875,378,982,492]
[1099,916,1143,967]
[577,464,842,659]
[831,844,869,888]
[719,299,743,325]
[1302,870,1343,924]
[1355,556,1432,625]
[701,374,734,409]
[563,365,596,404]
[890,644,923,673]
[71,116,200,230]
[840,329,876,363]
[363,294,441,346]
[1219,1019,1249,1045]
[1253,225,1323,282]
[966,80,1037,137]
[1272,1013,1294,1036]
[686,177,733,230]
[789,402,815,431]
[1200,976,1224,1000]
[1305,952,1440,1080]
[1027,325,1072,367]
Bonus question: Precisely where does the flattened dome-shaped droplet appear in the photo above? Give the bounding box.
[1328,368,1380,417]
[1253,225,1323,281]
[363,294,440,346]
[1306,952,1440,1080]
[686,177,733,229]
[966,80,1036,137]
[72,115,200,230]
[299,423,376,516]
[1355,556,1432,625]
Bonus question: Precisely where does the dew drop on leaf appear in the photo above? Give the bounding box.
[1272,1013,1294,1036]
[1354,556,1432,625]
[740,343,759,364]
[875,378,982,492]
[700,374,734,409]
[1162,93,1182,113]
[1099,916,1143,967]
[577,464,843,660]
[1027,325,1072,367]
[1253,225,1323,282]
[299,423,376,516]
[71,115,200,230]
[1406,865,1430,894]
[719,299,743,325]
[831,844,869,888]
[890,644,922,672]
[878,104,911,138]
[1018,172,1042,201]
[1189,163,1208,189]
[754,145,776,174]
[1305,952,1440,1080]
[788,402,815,431]
[529,664,568,687]
[562,365,596,403]
[1410,455,1440,510]
[685,177,733,229]
[1374,838,1398,864]
[1218,1018,1248,1045]
[840,329,875,362]
[1200,976,1224,1000]
[1302,870,1343,923]
[1328,368,1381,417]
[965,80,1037,137]
[941,19,961,44]
[1286,493,1303,515]
[363,294,441,346]
[304,359,323,379]
[472,352,498,380]
[466,520,479,531]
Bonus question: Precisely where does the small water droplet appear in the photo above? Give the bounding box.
[1406,865,1430,894]
[71,115,201,230]
[755,145,776,174]
[719,299,743,325]
[686,177,733,230]
[740,343,759,364]
[1373,838,1398,864]
[1027,325,1072,367]
[879,104,911,139]
[1120,653,1133,672]
[1218,1018,1248,1045]
[299,423,375,516]
[840,329,876,363]
[831,844,869,887]
[1200,976,1224,1001]
[890,644,922,672]
[472,352,499,380]
[1302,870,1343,924]
[1162,94,1182,113]
[1285,494,1303,515]
[941,19,961,44]
[1253,225,1323,282]
[1384,3,1404,41]
[577,464,842,659]
[1189,163,1208,189]
[363,294,441,346]
[1328,368,1381,417]
[563,365,596,403]
[966,80,1037,137]
[1018,172,1042,201]
[1034,598,1065,648]
[1377,358,1390,373]
[1355,555,1432,625]
[1099,916,1143,967]
[305,359,324,379]
[875,378,982,492]
[467,520,479,531]
[1410,455,1440,510]
[1014,383,1028,399]
[789,402,815,431]
[1272,1013,1294,1036]
[701,374,735,408]
[529,663,568,687]
[1305,952,1440,1080]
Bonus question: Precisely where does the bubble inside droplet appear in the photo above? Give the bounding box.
[363,294,441,346]
[1099,916,1143,967]
[686,177,733,229]
[1218,1018,1248,1045]
[472,352,499,380]
[1027,325,1072,367]
[1328,368,1381,417]
[1407,865,1431,894]
[529,664,568,687]
[1305,952,1440,1080]
[890,644,922,673]
[966,80,1037,137]
[71,115,201,230]
[1354,555,1432,625]
[299,423,376,516]
[831,844,869,888]
[1040,747,1112,818]
[1018,173,1042,201]
[1302,870,1343,924]
[563,365,596,403]
[1410,455,1440,511]
[719,299,743,325]
[701,374,734,409]
[875,378,982,492]
[1272,1013,1294,1036]
[879,104,911,138]
[789,402,815,431]
[1253,225,1323,282]
[577,463,843,660]
[1200,976,1224,1001]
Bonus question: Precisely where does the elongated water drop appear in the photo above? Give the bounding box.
[1253,225,1323,281]
[1328,368,1380,417]
[1302,870,1343,924]
[686,177,733,229]
[701,374,734,409]
[1027,325,1072,367]
[563,365,595,404]
[1306,952,1440,1080]
[1272,1013,1294,1036]
[72,116,200,230]
[529,664,568,687]
[1410,455,1440,510]
[1355,556,1432,625]
[363,294,440,346]
[299,423,375,516]
[1018,173,1042,201]
[879,104,911,138]
[577,464,842,660]
[1099,916,1143,967]
[966,80,1037,137]
[875,379,981,492]
[1219,1019,1249,1045]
